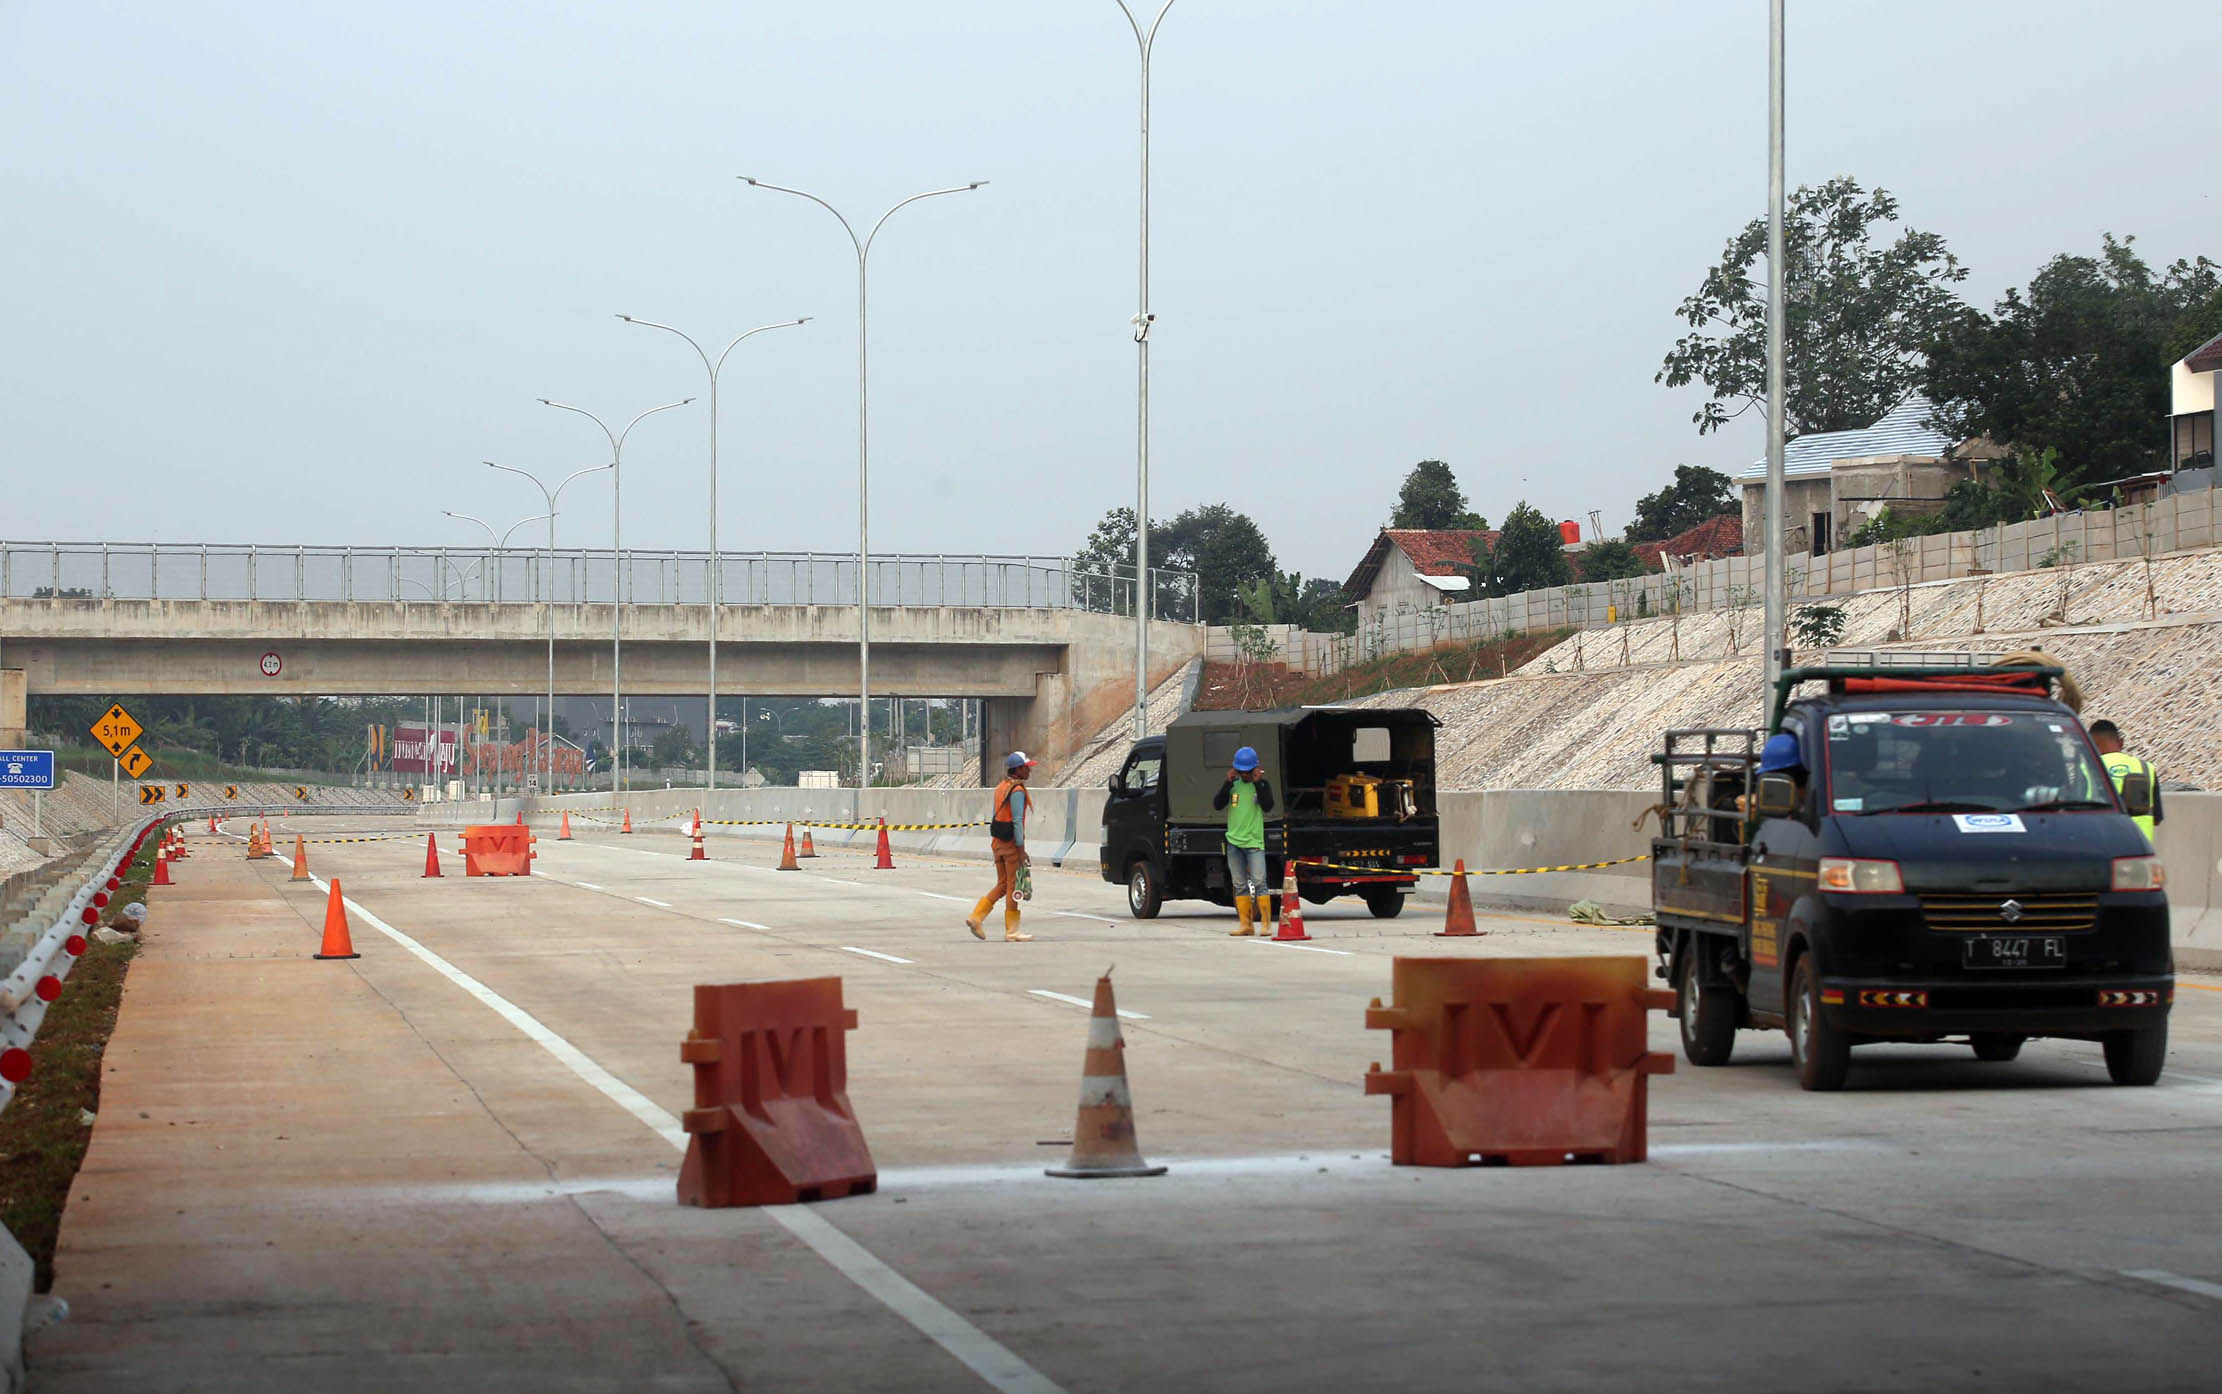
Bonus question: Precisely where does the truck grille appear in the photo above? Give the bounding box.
[1920,892,2098,933]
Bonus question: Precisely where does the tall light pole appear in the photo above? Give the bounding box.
[537,397,693,801]
[1115,0,1179,738]
[741,175,986,790]
[1762,0,1789,697]
[485,460,612,796]
[617,314,809,792]
[442,510,552,604]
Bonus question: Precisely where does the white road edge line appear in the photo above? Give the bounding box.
[917,891,969,903]
[842,947,915,965]
[635,897,672,908]
[2124,1268,2222,1303]
[295,867,1065,1394]
[718,917,771,931]
[1029,989,1147,1021]
[574,881,603,890]
[1262,940,1355,956]
[1051,911,1119,924]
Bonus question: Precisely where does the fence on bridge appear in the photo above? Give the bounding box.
[0,542,1201,622]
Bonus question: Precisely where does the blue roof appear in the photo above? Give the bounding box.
[1739,395,1956,482]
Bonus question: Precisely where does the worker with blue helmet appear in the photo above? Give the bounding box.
[1759,732,1805,774]
[1212,745,1276,935]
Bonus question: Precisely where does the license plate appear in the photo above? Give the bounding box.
[1962,936,2066,970]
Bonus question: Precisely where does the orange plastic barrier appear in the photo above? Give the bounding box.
[677,977,876,1208]
[459,824,537,877]
[1364,956,1674,1166]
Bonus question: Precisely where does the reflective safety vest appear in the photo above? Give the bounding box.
[2101,750,2157,844]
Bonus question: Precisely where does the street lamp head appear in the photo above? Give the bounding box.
[615,314,635,322]
[968,181,988,189]
[739,177,761,186]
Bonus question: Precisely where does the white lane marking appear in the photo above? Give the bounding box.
[574,881,604,890]
[917,891,969,903]
[719,917,770,930]
[1052,911,1119,925]
[1029,989,1147,1021]
[842,947,915,965]
[1259,939,1354,956]
[635,896,672,908]
[301,870,1065,1394]
[2124,1269,2222,1303]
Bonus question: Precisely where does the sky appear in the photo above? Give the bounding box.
[2,1,2214,585]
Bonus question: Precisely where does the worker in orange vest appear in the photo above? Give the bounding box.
[966,752,1036,943]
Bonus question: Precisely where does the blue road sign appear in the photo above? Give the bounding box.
[0,751,56,789]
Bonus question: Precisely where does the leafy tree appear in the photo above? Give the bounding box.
[1153,503,1277,624]
[650,726,694,769]
[1237,571,1356,636]
[1659,176,1969,435]
[1923,235,2222,487]
[1388,460,1484,530]
[1576,539,1653,581]
[1626,465,1737,542]
[1472,501,1572,597]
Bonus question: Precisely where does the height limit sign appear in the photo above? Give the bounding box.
[91,704,143,759]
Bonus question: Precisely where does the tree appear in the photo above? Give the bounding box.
[1388,460,1484,530]
[1659,177,1969,436]
[1576,539,1653,581]
[650,726,694,769]
[1153,503,1277,624]
[1626,465,1736,542]
[1473,502,1571,597]
[1923,235,2222,488]
[1237,571,1356,635]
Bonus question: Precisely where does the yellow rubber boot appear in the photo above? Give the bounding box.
[1231,895,1256,936]
[966,891,996,939]
[1004,906,1031,942]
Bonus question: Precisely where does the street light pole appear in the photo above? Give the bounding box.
[1115,0,1179,738]
[1762,0,1789,696]
[485,461,612,796]
[617,314,809,792]
[537,398,693,804]
[741,175,986,790]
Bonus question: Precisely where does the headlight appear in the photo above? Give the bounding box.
[2111,856,2166,892]
[1818,857,1904,894]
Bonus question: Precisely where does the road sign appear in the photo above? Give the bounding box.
[0,751,56,789]
[260,652,283,678]
[138,785,165,805]
[294,786,309,801]
[118,745,153,779]
[175,783,191,798]
[400,787,416,802]
[224,784,239,800]
[90,703,143,758]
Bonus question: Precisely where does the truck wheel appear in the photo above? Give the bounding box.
[2103,1022,2166,1086]
[1126,859,1163,920]
[1970,1033,2024,1062]
[1789,956,1850,1092]
[1676,950,1737,1067]
[1362,887,1405,919]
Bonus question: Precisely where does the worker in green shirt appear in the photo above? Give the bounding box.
[2089,719,2163,847]
[1213,745,1276,936]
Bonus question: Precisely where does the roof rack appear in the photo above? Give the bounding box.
[1818,649,2011,670]
[1770,659,2062,730]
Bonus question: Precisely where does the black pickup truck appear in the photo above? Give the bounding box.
[1653,660,2170,1091]
[1100,707,1441,919]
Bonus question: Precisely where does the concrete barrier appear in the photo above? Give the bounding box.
[2155,795,2221,972]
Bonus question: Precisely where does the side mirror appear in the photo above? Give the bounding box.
[1754,774,1800,819]
[1108,774,1127,795]
[2117,771,2153,817]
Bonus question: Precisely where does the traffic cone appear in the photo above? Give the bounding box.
[689,809,707,862]
[559,810,573,841]
[776,824,799,871]
[798,827,817,858]
[1435,860,1482,937]
[620,807,634,834]
[1272,864,1312,942]
[1046,973,1166,1180]
[290,834,310,882]
[874,817,895,870]
[422,833,443,878]
[152,844,172,886]
[314,878,361,960]
[515,810,525,826]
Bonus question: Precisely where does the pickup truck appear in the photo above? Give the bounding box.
[1652,659,2170,1091]
[1100,706,1441,919]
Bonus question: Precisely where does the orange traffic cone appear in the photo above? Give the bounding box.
[689,809,707,862]
[559,810,572,841]
[422,832,443,878]
[515,810,525,826]
[776,824,799,871]
[874,817,895,870]
[290,834,310,882]
[152,844,173,886]
[1435,860,1482,937]
[1272,864,1311,942]
[1046,973,1166,1180]
[620,807,634,834]
[798,827,817,858]
[314,878,360,960]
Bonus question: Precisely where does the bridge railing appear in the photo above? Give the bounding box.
[0,543,1200,622]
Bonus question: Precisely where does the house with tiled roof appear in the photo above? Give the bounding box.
[1342,529,1497,630]
[2173,330,2221,474]
[1735,395,2004,555]
[1631,514,1743,572]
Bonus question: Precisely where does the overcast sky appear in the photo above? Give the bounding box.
[3,2,2213,583]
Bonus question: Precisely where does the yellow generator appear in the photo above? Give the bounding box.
[1325,773,1417,821]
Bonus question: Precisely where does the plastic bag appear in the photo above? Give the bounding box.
[1014,862,1034,903]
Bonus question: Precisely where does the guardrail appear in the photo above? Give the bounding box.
[0,541,1202,622]
[0,816,163,1116]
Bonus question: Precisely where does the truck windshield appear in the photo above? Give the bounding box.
[1820,711,2113,815]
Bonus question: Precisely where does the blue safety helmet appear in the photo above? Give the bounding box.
[1759,732,1805,774]
[1232,745,1260,772]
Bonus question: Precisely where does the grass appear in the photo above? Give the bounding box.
[0,846,151,1290]
[47,743,356,785]
[1196,628,1575,710]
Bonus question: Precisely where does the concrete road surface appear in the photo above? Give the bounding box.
[29,816,2222,1392]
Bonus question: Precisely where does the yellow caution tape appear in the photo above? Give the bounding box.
[1294,854,1652,878]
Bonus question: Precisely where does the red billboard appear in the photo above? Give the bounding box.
[389,723,461,776]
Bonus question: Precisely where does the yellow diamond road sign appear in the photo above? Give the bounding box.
[91,704,144,759]
[118,745,154,779]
